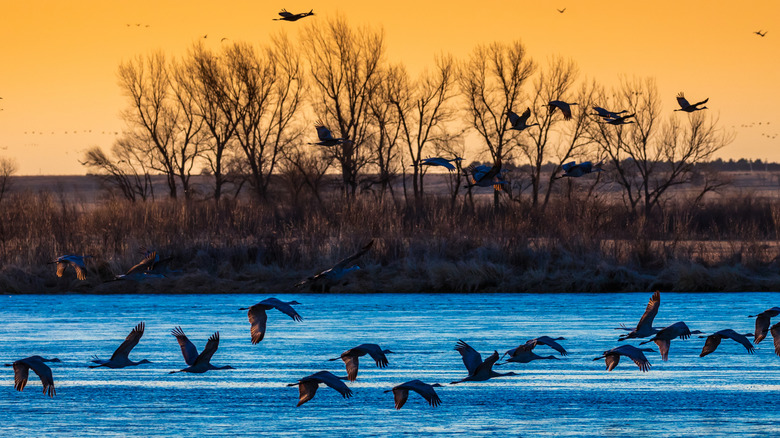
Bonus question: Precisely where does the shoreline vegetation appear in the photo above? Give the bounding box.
[2,179,780,294]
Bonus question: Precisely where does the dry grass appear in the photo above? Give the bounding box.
[2,177,780,293]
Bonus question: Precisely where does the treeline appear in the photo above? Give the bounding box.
[81,16,733,216]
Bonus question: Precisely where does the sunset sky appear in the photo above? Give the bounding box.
[0,0,777,175]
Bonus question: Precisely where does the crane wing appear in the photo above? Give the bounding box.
[722,330,754,354]
[124,251,158,276]
[13,362,30,392]
[27,359,55,397]
[455,340,482,375]
[296,380,319,407]
[313,371,353,399]
[171,326,199,365]
[111,322,145,361]
[194,332,220,366]
[392,387,409,410]
[331,240,374,270]
[770,322,780,356]
[700,333,722,357]
[360,344,389,368]
[247,306,268,344]
[676,93,691,109]
[342,355,359,382]
[635,291,660,331]
[532,336,568,356]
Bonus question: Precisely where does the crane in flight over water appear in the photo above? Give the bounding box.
[169,328,234,373]
[287,371,353,407]
[615,291,661,340]
[240,297,302,344]
[699,329,755,357]
[112,251,164,281]
[274,9,314,21]
[548,100,578,120]
[49,254,91,280]
[385,380,443,409]
[639,321,703,361]
[594,345,654,372]
[4,356,59,397]
[675,92,708,112]
[506,108,539,132]
[328,343,394,381]
[451,340,518,384]
[499,336,567,364]
[296,240,374,292]
[748,307,780,344]
[90,322,152,369]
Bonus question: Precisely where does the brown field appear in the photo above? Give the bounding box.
[2,171,780,294]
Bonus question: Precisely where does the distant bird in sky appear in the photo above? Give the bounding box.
[90,322,152,369]
[451,340,518,384]
[754,30,767,37]
[593,345,653,372]
[4,356,59,397]
[296,240,373,292]
[748,307,780,344]
[464,159,508,190]
[615,291,660,340]
[548,100,578,120]
[420,156,462,171]
[328,343,394,381]
[49,254,91,281]
[592,106,627,120]
[699,329,755,357]
[202,34,208,39]
[385,380,442,410]
[500,336,567,363]
[311,120,352,146]
[605,114,636,125]
[557,160,603,179]
[169,329,234,374]
[557,8,566,13]
[239,297,302,344]
[675,92,708,112]
[274,9,315,22]
[506,108,539,131]
[639,321,703,361]
[287,371,352,407]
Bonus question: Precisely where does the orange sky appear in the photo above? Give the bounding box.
[1,0,778,175]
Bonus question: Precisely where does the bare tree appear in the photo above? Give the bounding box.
[302,16,385,197]
[118,51,204,199]
[0,156,17,205]
[280,145,333,206]
[389,55,458,205]
[589,77,734,215]
[460,40,536,208]
[81,140,154,202]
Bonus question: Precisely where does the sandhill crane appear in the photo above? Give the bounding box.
[239,297,302,344]
[748,307,780,344]
[769,322,780,356]
[639,321,704,361]
[274,9,314,22]
[592,107,627,120]
[754,30,767,37]
[557,8,566,13]
[310,120,352,146]
[674,92,708,112]
[287,371,353,407]
[500,336,567,363]
[169,328,234,373]
[113,251,163,281]
[593,345,654,372]
[49,254,91,280]
[615,291,661,341]
[556,160,604,179]
[451,340,518,384]
[548,100,578,120]
[464,159,508,190]
[506,108,539,131]
[90,322,152,368]
[605,114,636,125]
[4,356,59,397]
[420,157,463,171]
[385,380,442,409]
[328,343,394,381]
[296,240,374,292]
[699,329,755,357]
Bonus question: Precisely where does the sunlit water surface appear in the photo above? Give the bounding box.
[2,293,780,437]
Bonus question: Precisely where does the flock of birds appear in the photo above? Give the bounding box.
[8,258,780,409]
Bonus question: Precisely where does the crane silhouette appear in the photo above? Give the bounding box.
[506,108,539,131]
[328,343,394,381]
[274,9,315,22]
[296,240,373,292]
[4,356,59,397]
[385,380,442,409]
[639,321,703,361]
[593,345,654,372]
[675,92,708,112]
[169,328,234,373]
[748,307,780,344]
[90,322,152,368]
[451,340,518,384]
[311,120,352,146]
[615,291,661,340]
[239,297,302,344]
[548,100,578,120]
[287,371,353,406]
[699,330,755,357]
[49,254,91,280]
[500,336,567,364]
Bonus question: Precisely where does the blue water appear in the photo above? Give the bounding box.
[1,293,779,437]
